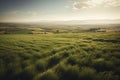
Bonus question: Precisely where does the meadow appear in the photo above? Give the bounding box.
[0,32,120,80]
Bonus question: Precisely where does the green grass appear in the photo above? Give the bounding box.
[0,32,120,80]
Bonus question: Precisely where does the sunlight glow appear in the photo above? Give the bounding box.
[92,0,105,4]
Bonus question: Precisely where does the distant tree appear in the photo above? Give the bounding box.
[56,30,59,33]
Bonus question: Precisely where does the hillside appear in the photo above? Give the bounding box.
[0,32,120,80]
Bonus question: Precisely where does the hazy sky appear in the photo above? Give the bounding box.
[0,0,120,22]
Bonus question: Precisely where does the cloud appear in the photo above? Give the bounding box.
[10,11,19,14]
[9,10,38,16]
[26,11,38,16]
[65,5,70,8]
[72,1,95,9]
[103,0,120,7]
[72,0,120,10]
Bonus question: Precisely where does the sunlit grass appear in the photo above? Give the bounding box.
[0,32,120,80]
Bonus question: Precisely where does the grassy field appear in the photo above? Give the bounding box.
[0,32,120,80]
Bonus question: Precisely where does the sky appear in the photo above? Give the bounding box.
[0,0,120,22]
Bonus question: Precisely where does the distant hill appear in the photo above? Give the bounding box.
[37,19,120,25]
